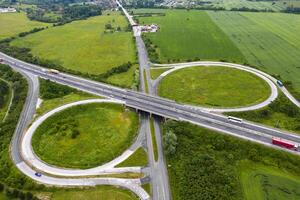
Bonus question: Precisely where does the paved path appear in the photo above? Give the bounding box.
[152,61,300,110]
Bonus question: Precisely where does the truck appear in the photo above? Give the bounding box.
[272,137,298,151]
[276,80,283,87]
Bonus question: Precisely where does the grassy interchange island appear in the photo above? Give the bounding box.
[32,103,139,169]
[157,66,271,108]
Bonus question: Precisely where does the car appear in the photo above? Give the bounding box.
[35,172,42,177]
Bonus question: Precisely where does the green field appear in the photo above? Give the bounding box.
[32,103,139,169]
[116,147,148,167]
[44,186,138,200]
[239,161,300,200]
[0,12,48,40]
[208,11,300,92]
[11,11,136,75]
[137,10,246,63]
[158,66,270,108]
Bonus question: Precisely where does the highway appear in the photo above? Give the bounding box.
[7,66,150,200]
[2,2,300,200]
[2,53,300,154]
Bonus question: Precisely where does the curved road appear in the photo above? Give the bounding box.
[152,61,300,109]
[152,63,278,112]
[9,69,150,200]
[22,99,144,177]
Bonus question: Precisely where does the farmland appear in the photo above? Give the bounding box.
[136,10,246,64]
[11,12,136,75]
[208,11,300,92]
[32,103,139,169]
[158,66,270,108]
[0,12,48,40]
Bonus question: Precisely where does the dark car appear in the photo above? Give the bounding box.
[35,172,42,177]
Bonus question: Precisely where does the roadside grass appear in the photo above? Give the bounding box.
[150,117,158,161]
[208,11,300,92]
[32,103,139,169]
[107,64,139,88]
[0,12,48,40]
[11,11,136,75]
[142,183,151,195]
[238,160,300,200]
[163,120,300,200]
[137,9,246,64]
[228,93,300,134]
[158,66,270,108]
[0,79,12,121]
[47,186,138,200]
[36,92,98,116]
[150,68,170,80]
[116,147,148,167]
[143,69,149,93]
[37,78,98,116]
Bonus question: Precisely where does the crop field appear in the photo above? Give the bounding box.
[11,11,136,75]
[208,11,300,92]
[50,186,138,200]
[32,103,139,169]
[0,12,48,40]
[203,0,286,11]
[137,10,246,63]
[158,66,270,108]
[239,161,300,200]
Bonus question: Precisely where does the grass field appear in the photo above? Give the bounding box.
[158,66,270,108]
[49,186,138,200]
[11,11,136,75]
[137,10,246,63]
[32,103,139,169]
[0,12,48,40]
[208,11,300,92]
[239,161,300,200]
[116,147,148,167]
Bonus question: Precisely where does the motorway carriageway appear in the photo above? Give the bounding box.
[1,52,300,156]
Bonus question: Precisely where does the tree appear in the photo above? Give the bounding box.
[105,23,112,30]
[163,130,177,155]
